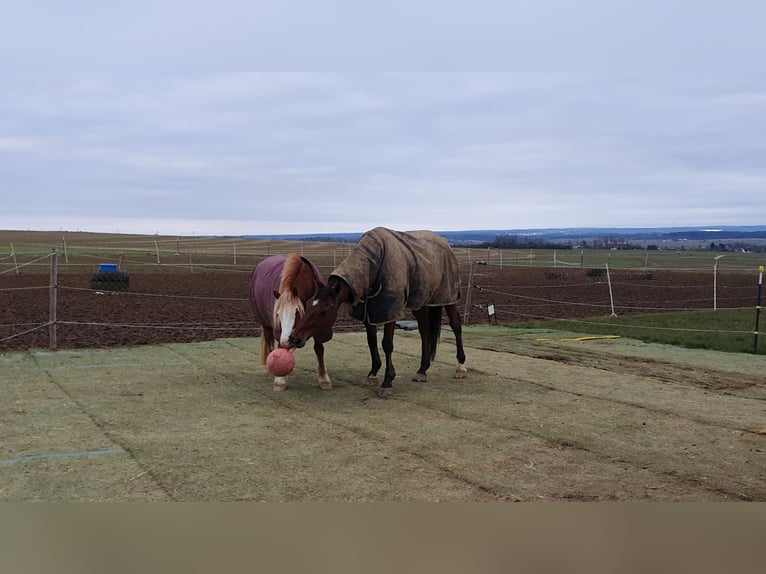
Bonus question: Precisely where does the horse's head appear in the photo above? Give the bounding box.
[273,287,305,348]
[288,277,347,348]
[272,254,327,348]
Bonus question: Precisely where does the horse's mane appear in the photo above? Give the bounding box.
[272,253,308,327]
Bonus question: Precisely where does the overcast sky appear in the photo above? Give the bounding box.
[2,1,765,236]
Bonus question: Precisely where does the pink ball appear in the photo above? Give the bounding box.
[266,348,295,377]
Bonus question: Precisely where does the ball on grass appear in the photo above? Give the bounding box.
[266,348,295,377]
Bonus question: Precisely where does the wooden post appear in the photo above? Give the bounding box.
[754,265,763,354]
[155,240,161,264]
[49,248,58,350]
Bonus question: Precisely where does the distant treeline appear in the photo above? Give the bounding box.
[479,233,766,253]
[249,228,766,253]
[482,234,575,250]
[664,230,766,240]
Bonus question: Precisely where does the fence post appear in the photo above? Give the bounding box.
[463,261,476,324]
[49,248,58,350]
[755,265,764,354]
[11,243,19,274]
[713,255,725,310]
[606,262,617,317]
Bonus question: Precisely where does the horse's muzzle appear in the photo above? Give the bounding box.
[288,335,305,348]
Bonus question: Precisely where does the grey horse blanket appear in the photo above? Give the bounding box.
[331,227,461,325]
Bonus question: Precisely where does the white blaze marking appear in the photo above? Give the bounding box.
[278,306,297,346]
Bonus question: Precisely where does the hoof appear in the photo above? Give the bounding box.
[273,377,287,392]
[319,380,332,391]
[454,364,467,379]
[366,375,380,386]
[412,373,427,382]
[377,387,392,399]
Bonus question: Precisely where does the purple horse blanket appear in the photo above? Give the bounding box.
[331,227,462,325]
[250,255,323,340]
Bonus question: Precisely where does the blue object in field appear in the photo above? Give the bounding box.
[99,263,119,272]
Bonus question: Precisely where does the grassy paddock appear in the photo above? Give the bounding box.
[515,308,762,354]
[2,330,765,501]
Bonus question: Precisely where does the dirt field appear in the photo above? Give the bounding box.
[0,267,759,351]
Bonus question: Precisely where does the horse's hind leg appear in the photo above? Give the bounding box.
[411,307,431,382]
[314,340,332,390]
[445,304,467,378]
[378,322,396,398]
[365,322,382,386]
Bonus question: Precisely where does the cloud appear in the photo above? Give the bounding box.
[1,4,766,234]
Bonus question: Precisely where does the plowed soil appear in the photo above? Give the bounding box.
[0,268,758,351]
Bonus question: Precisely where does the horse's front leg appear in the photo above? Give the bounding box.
[445,304,467,379]
[272,375,287,392]
[260,325,287,391]
[378,322,396,398]
[313,340,332,390]
[365,322,382,386]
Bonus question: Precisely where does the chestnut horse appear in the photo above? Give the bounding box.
[288,227,467,398]
[249,253,332,391]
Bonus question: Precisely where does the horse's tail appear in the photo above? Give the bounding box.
[259,328,274,365]
[427,306,443,361]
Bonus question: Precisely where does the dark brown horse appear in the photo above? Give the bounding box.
[288,227,467,397]
[249,253,332,391]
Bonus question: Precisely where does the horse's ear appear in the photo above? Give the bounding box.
[329,278,342,298]
[272,290,280,300]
